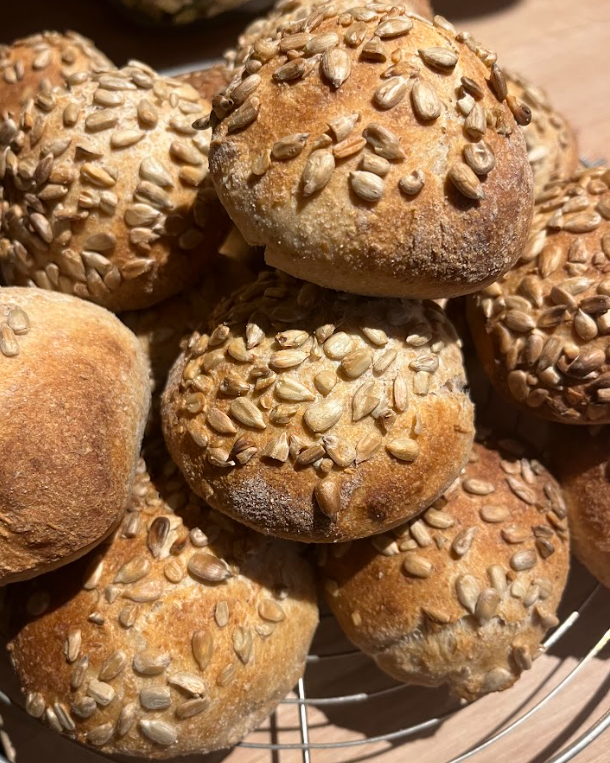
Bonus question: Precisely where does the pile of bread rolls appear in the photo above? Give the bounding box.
[0,1,606,758]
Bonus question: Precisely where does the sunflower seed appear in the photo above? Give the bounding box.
[463,478,494,495]
[333,135,366,159]
[270,349,308,369]
[487,564,507,594]
[302,149,334,196]
[419,47,458,70]
[322,48,351,88]
[133,649,171,675]
[490,63,508,101]
[139,720,177,747]
[324,331,354,359]
[233,626,253,664]
[456,574,480,613]
[188,553,232,582]
[226,397,266,429]
[452,526,477,557]
[448,163,484,200]
[140,686,171,710]
[99,650,127,681]
[64,630,82,663]
[375,17,413,38]
[87,679,115,706]
[323,435,356,467]
[328,113,359,142]
[315,479,341,518]
[305,31,339,55]
[510,549,537,571]
[341,347,373,377]
[386,438,420,461]
[507,94,531,125]
[423,507,455,529]
[399,170,425,195]
[114,555,151,585]
[402,553,432,578]
[361,37,387,62]
[192,630,214,670]
[480,505,509,523]
[464,141,495,175]
[476,588,500,623]
[411,79,441,121]
[355,431,381,463]
[465,102,486,138]
[259,598,286,622]
[374,77,407,109]
[273,58,306,81]
[271,133,309,161]
[227,96,260,132]
[275,376,315,402]
[304,398,343,432]
[363,123,405,160]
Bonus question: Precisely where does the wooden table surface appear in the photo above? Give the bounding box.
[1,1,609,762]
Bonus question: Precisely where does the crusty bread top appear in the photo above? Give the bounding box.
[0,63,229,312]
[549,424,610,587]
[319,438,570,698]
[0,31,112,121]
[229,0,434,71]
[161,268,474,541]
[5,453,318,757]
[506,69,579,196]
[467,165,610,424]
[0,287,150,585]
[210,8,533,299]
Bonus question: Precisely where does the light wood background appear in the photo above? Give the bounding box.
[1,1,609,762]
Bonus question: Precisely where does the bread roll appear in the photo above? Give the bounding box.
[0,288,150,585]
[0,62,230,312]
[228,0,434,71]
[550,425,610,587]
[177,63,231,102]
[162,268,474,542]
[506,70,578,196]
[114,0,257,24]
[320,438,570,700]
[0,32,112,123]
[5,453,318,757]
[467,166,610,425]
[209,9,533,299]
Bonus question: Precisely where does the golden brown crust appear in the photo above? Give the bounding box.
[467,166,610,425]
[0,288,150,585]
[210,10,533,299]
[506,70,579,196]
[320,439,570,700]
[5,455,318,757]
[0,63,230,312]
[177,63,232,102]
[162,269,474,542]
[549,425,610,588]
[0,31,112,121]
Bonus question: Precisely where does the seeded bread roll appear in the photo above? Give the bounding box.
[5,454,318,758]
[0,32,112,123]
[506,70,578,196]
[0,288,150,585]
[550,426,610,588]
[228,0,434,71]
[178,63,232,102]
[320,438,570,700]
[467,166,610,425]
[0,62,230,312]
[162,269,474,542]
[209,10,533,299]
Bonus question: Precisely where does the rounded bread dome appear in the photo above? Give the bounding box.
[5,455,319,758]
[0,62,230,312]
[506,69,579,196]
[0,31,113,121]
[0,287,150,585]
[467,166,610,424]
[230,0,434,71]
[550,425,610,588]
[209,8,534,299]
[161,268,474,542]
[319,438,570,700]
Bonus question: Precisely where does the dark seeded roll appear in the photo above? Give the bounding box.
[4,454,318,758]
[210,8,533,299]
[162,268,474,543]
[319,438,570,700]
[467,166,610,425]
